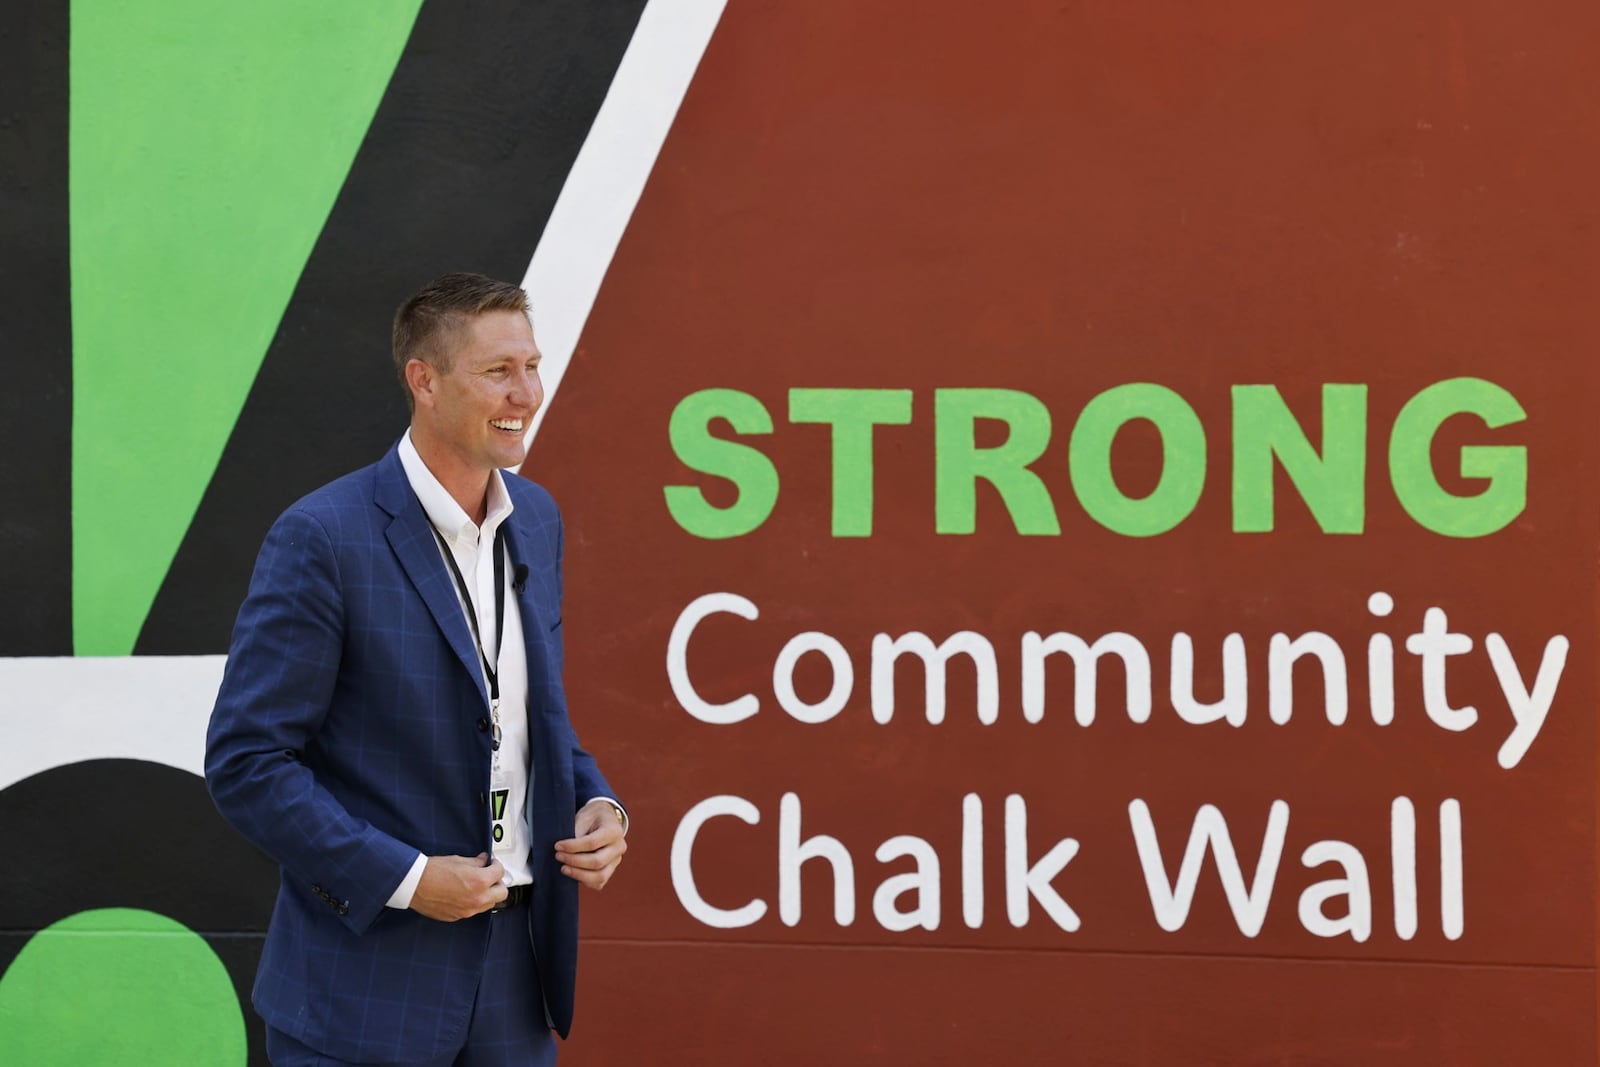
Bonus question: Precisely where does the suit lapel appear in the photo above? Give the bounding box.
[501,517,554,697]
[503,513,561,834]
[374,448,489,707]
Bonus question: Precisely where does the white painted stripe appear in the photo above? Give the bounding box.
[521,0,729,447]
[0,656,225,791]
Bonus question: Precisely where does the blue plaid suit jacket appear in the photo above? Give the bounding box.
[206,444,616,1062]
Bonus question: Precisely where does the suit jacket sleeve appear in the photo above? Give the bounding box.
[205,506,418,934]
[548,499,618,815]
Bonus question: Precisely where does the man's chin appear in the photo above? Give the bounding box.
[496,445,531,472]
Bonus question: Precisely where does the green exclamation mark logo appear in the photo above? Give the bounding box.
[491,789,509,843]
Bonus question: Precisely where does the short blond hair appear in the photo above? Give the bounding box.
[391,273,530,406]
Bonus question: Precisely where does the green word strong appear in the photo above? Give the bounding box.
[663,380,1526,539]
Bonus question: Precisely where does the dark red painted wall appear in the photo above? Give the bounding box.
[532,2,1600,1062]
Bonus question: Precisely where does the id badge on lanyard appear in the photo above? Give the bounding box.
[490,722,513,848]
[430,524,513,847]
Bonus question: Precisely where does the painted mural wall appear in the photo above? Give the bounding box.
[3,0,1596,1064]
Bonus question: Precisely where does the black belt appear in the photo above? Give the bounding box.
[491,883,532,912]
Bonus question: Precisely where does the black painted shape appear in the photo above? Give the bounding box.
[0,1,72,654]
[0,759,278,1064]
[137,0,650,654]
[207,935,270,1066]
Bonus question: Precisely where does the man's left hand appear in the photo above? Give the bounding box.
[555,799,627,891]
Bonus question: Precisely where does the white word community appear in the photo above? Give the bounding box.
[670,792,1463,941]
[667,591,1568,770]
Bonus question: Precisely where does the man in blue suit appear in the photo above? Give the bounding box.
[207,273,627,1066]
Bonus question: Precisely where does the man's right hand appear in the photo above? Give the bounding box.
[409,854,508,921]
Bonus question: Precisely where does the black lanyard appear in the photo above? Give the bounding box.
[430,524,507,745]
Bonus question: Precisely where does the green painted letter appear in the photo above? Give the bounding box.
[1232,384,1368,533]
[1069,384,1205,536]
[935,389,1060,535]
[790,389,913,537]
[665,390,779,538]
[1389,377,1526,537]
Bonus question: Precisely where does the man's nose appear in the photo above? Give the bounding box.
[509,366,543,407]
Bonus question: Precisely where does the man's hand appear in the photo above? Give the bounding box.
[410,853,508,921]
[555,800,627,891]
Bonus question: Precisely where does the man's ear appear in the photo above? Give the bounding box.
[404,358,435,408]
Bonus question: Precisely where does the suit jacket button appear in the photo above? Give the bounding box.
[477,717,490,732]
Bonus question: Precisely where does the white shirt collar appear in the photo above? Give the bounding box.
[397,429,514,545]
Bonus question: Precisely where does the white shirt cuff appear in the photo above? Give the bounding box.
[585,796,629,836]
[386,852,429,909]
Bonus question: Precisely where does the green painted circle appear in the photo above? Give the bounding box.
[0,907,246,1065]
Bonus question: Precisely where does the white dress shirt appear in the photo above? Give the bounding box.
[385,431,531,902]
[385,432,623,909]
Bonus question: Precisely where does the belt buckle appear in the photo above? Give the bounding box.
[491,883,526,912]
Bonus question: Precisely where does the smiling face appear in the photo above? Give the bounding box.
[407,309,544,509]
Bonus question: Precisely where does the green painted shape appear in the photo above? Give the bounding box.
[0,908,245,1065]
[71,0,423,654]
